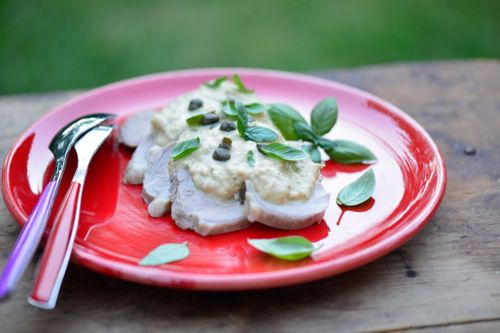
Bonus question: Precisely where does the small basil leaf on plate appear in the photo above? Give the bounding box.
[311,97,338,135]
[204,76,227,89]
[186,113,205,126]
[267,104,308,140]
[248,236,315,261]
[232,74,254,93]
[139,242,190,266]
[244,103,268,115]
[319,139,377,164]
[171,137,201,160]
[258,142,308,161]
[244,126,279,143]
[293,122,319,143]
[302,144,322,163]
[247,150,255,167]
[336,169,376,206]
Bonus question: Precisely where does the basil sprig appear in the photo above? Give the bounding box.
[222,100,267,118]
[139,242,190,266]
[236,102,279,143]
[205,74,254,93]
[336,169,375,206]
[204,76,227,88]
[267,97,376,165]
[257,143,308,161]
[248,236,316,261]
[171,137,201,160]
[232,74,254,93]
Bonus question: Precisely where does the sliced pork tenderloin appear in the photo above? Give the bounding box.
[142,143,175,217]
[119,110,155,147]
[123,134,155,185]
[170,168,250,236]
[244,180,330,230]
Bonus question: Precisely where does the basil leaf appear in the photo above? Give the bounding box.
[311,97,338,135]
[186,113,204,126]
[319,139,377,164]
[248,236,315,261]
[302,144,322,163]
[204,76,227,88]
[267,104,308,140]
[336,169,376,206]
[171,137,201,160]
[232,74,254,93]
[244,126,279,143]
[222,100,238,118]
[244,103,268,115]
[293,122,319,143]
[247,150,255,167]
[235,101,248,135]
[258,142,308,161]
[139,242,190,266]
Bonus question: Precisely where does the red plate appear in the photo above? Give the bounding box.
[1,69,446,290]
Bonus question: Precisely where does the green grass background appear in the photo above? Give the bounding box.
[1,0,498,94]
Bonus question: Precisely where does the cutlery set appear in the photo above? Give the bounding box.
[0,113,115,309]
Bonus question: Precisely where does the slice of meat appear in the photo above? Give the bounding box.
[119,110,155,147]
[123,134,154,185]
[142,143,175,217]
[170,168,250,236]
[244,180,330,230]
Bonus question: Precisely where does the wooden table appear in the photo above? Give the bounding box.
[1,60,499,333]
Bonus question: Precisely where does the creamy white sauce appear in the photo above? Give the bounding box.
[149,80,321,204]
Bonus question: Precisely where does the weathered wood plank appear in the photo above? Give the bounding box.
[0,60,499,333]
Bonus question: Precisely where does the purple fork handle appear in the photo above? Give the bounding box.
[0,180,58,299]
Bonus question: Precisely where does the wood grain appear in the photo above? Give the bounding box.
[1,60,499,333]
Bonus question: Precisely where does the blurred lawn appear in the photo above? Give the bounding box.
[0,0,498,94]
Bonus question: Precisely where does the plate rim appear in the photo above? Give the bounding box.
[1,67,447,290]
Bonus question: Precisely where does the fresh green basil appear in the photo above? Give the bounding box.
[186,113,205,126]
[311,97,338,135]
[232,74,254,93]
[319,139,377,164]
[171,137,201,160]
[222,100,238,118]
[302,144,322,163]
[336,169,376,206]
[248,236,315,261]
[235,101,249,135]
[293,122,319,143]
[139,242,190,266]
[204,76,227,89]
[258,142,308,161]
[247,150,255,167]
[244,126,279,143]
[244,103,268,115]
[267,104,308,140]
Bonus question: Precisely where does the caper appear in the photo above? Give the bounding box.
[220,121,236,132]
[188,99,203,111]
[219,137,232,150]
[213,148,231,161]
[201,113,219,125]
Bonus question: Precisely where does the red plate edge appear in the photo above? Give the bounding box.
[1,68,447,290]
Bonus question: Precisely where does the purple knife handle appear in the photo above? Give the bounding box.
[0,181,58,299]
